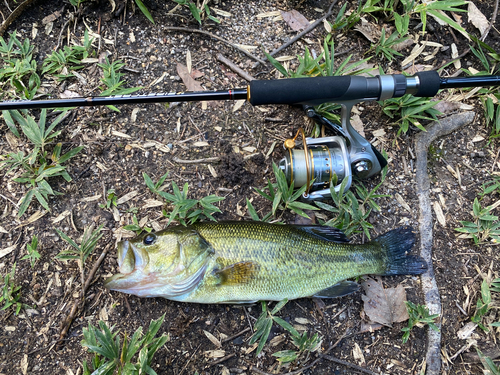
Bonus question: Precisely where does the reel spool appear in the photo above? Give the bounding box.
[279,128,352,201]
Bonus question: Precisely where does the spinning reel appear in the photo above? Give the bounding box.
[279,104,387,200]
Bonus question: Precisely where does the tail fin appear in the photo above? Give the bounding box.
[372,226,427,275]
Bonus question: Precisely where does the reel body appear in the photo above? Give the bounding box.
[279,104,386,200]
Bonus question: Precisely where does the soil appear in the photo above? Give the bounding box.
[0,0,499,374]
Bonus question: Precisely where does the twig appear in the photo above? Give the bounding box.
[414,111,476,375]
[0,0,38,37]
[217,53,256,82]
[173,156,221,164]
[321,355,380,375]
[164,26,267,66]
[221,327,251,343]
[56,243,111,348]
[267,0,339,58]
[209,353,236,366]
[480,0,499,42]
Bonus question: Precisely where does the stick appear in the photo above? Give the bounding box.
[267,0,339,57]
[321,355,380,375]
[209,353,236,366]
[164,26,267,66]
[221,327,251,343]
[414,111,476,375]
[0,0,38,37]
[172,156,221,164]
[56,243,111,348]
[217,53,256,82]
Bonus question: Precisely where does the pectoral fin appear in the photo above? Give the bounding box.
[214,261,259,285]
[313,281,360,298]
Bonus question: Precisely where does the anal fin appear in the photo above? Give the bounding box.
[313,281,360,298]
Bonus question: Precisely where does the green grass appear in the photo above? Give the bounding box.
[0,109,84,217]
[82,314,169,375]
[401,301,440,344]
[0,263,26,315]
[21,236,40,268]
[143,172,225,226]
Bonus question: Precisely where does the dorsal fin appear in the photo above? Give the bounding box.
[214,261,259,285]
[292,225,350,243]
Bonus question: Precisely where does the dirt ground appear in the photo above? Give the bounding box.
[0,0,499,374]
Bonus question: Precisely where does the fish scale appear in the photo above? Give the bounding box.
[104,221,427,303]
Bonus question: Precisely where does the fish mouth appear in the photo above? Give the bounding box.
[104,240,150,291]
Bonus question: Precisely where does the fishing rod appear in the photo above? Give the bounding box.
[2,70,500,199]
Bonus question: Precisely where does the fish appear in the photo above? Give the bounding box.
[104,221,427,304]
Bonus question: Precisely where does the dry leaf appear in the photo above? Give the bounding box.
[433,101,462,114]
[111,130,132,139]
[204,349,225,358]
[190,69,204,79]
[295,317,311,325]
[457,322,477,340]
[42,10,62,24]
[281,10,310,32]
[361,278,409,327]
[203,330,221,348]
[468,2,489,37]
[193,141,209,147]
[177,62,204,92]
[354,22,381,43]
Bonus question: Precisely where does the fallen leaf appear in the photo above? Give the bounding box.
[395,193,411,213]
[281,10,310,32]
[361,278,409,327]
[433,101,462,114]
[468,2,489,37]
[203,330,221,348]
[457,322,477,340]
[42,10,62,24]
[295,317,311,325]
[403,65,430,75]
[190,69,204,79]
[116,190,139,205]
[177,62,203,92]
[359,321,383,333]
[354,22,381,43]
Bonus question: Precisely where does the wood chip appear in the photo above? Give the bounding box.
[81,194,102,202]
[401,43,426,67]
[395,193,411,213]
[232,99,245,112]
[0,245,16,259]
[212,8,232,17]
[193,141,209,147]
[142,199,164,209]
[353,343,366,366]
[205,349,226,358]
[112,206,120,222]
[116,190,139,205]
[433,201,446,227]
[111,130,132,139]
[52,210,71,224]
[294,317,311,325]
[256,11,281,18]
[207,164,218,178]
[451,43,460,69]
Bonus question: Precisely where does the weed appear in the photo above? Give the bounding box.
[477,349,500,375]
[250,299,322,362]
[0,263,25,315]
[98,58,142,111]
[380,94,442,135]
[401,301,440,344]
[134,0,155,24]
[372,29,407,62]
[0,31,40,100]
[254,162,319,220]
[471,279,494,331]
[143,172,225,225]
[172,0,220,24]
[246,198,273,222]
[123,214,152,235]
[42,30,94,80]
[81,314,169,375]
[1,109,84,216]
[99,189,118,210]
[455,197,500,245]
[21,235,40,268]
[315,161,389,239]
[55,224,104,285]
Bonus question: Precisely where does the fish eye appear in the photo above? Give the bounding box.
[143,233,157,246]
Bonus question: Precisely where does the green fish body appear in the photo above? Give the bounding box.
[104,221,426,303]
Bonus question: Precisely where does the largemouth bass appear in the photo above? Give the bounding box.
[104,221,427,303]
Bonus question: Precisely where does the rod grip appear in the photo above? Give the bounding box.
[248,76,353,106]
[414,70,441,97]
